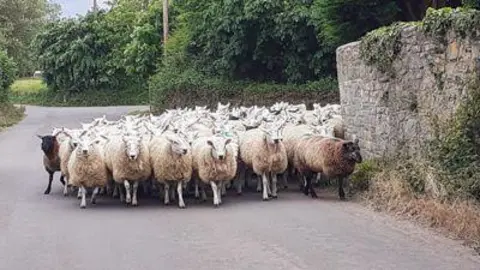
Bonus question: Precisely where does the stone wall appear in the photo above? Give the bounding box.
[337,25,480,159]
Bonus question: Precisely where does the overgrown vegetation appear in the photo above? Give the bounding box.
[0,103,25,130]
[360,6,480,75]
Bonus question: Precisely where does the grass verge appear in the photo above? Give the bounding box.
[353,159,480,253]
[0,103,26,131]
[9,78,149,107]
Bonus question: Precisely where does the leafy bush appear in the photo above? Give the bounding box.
[149,66,339,113]
[349,160,381,192]
[428,77,480,200]
[0,49,17,102]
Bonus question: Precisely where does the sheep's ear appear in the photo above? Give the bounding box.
[36,134,43,140]
[225,138,232,145]
[207,140,214,147]
[354,138,359,144]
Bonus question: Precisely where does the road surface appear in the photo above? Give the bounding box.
[0,105,479,270]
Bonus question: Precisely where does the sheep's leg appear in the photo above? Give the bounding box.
[79,186,87,209]
[256,176,262,192]
[132,181,139,206]
[338,177,345,200]
[76,187,82,199]
[177,181,186,208]
[59,175,65,186]
[305,173,318,198]
[281,172,288,190]
[90,187,99,204]
[124,180,131,204]
[210,181,220,206]
[270,172,278,199]
[63,175,69,196]
[315,173,322,184]
[236,165,245,195]
[200,184,207,202]
[194,178,200,199]
[220,181,226,197]
[169,185,176,202]
[262,173,269,201]
[164,183,170,205]
[217,182,223,204]
[44,172,54,195]
[112,184,119,198]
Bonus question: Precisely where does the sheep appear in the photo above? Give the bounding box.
[56,128,85,198]
[239,120,288,200]
[148,130,192,208]
[37,134,65,194]
[104,131,152,206]
[192,134,237,206]
[67,134,109,208]
[293,136,362,200]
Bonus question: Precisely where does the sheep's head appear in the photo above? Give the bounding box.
[259,122,285,145]
[122,134,142,160]
[75,135,107,157]
[341,138,362,163]
[207,136,232,161]
[165,133,190,155]
[217,102,230,114]
[37,134,57,155]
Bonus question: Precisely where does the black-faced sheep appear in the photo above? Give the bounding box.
[37,134,65,194]
[294,136,362,199]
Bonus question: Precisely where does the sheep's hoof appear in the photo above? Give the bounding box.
[132,202,138,207]
[262,197,269,201]
[236,192,243,196]
[44,189,51,195]
[271,195,278,199]
[339,196,346,201]
[91,199,96,205]
[80,204,86,209]
[310,193,318,199]
[178,204,186,209]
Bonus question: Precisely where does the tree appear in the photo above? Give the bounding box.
[0,0,60,77]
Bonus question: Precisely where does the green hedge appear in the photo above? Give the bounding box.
[10,87,149,107]
[149,68,339,113]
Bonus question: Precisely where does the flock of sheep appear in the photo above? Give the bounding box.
[37,102,362,209]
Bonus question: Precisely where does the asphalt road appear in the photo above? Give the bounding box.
[0,105,479,270]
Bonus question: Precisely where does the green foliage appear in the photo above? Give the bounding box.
[421,7,480,42]
[428,78,480,200]
[0,49,17,103]
[149,66,339,112]
[350,160,381,192]
[33,0,169,99]
[359,22,405,74]
[314,0,400,60]
[0,0,60,76]
[0,103,25,130]
[463,0,480,9]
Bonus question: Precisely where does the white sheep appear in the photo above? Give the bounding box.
[148,129,192,208]
[239,120,288,200]
[192,135,237,206]
[104,130,152,206]
[67,134,109,208]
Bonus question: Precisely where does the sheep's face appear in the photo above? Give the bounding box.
[122,135,142,160]
[37,135,57,155]
[207,136,232,161]
[166,134,190,155]
[342,138,362,163]
[217,102,230,114]
[76,137,102,157]
[260,124,284,145]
